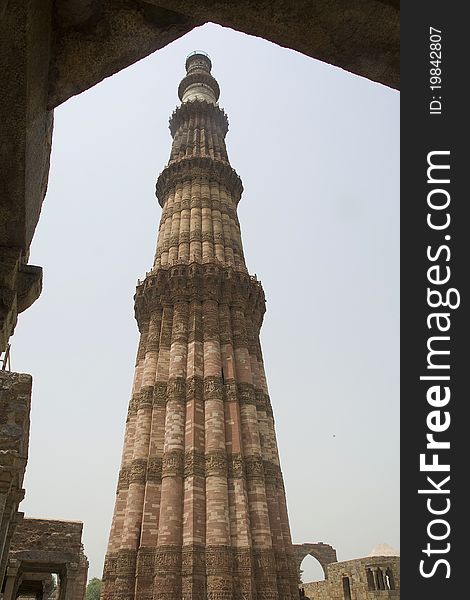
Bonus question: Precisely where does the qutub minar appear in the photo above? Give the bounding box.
[101,52,299,600]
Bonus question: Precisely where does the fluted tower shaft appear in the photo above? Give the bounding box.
[102,52,298,600]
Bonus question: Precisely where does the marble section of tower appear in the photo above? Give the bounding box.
[101,53,299,600]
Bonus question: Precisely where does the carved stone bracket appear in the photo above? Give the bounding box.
[135,263,265,329]
[169,100,228,137]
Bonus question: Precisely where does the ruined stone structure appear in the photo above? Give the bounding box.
[101,53,299,600]
[0,372,31,585]
[293,543,337,581]
[2,518,88,600]
[302,549,400,600]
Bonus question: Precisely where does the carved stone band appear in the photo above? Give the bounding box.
[117,454,282,489]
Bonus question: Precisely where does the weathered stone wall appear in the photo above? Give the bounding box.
[0,0,49,351]
[70,549,89,600]
[303,556,400,600]
[0,371,31,583]
[9,518,83,560]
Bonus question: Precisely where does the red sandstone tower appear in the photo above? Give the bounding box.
[101,53,299,600]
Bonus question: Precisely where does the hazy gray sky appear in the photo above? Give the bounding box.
[14,24,399,583]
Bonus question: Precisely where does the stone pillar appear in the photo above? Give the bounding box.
[154,301,187,600]
[2,559,20,600]
[211,181,225,264]
[178,180,191,263]
[181,300,205,599]
[220,303,254,599]
[58,563,81,600]
[70,552,89,600]
[231,305,278,600]
[40,576,54,600]
[203,299,232,600]
[0,487,18,577]
[135,311,164,600]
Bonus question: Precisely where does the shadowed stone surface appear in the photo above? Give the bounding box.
[0,0,50,351]
[48,0,203,108]
[0,371,31,584]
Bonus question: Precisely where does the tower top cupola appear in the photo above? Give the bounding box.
[178,50,220,105]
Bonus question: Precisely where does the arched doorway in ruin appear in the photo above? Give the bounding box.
[293,543,338,582]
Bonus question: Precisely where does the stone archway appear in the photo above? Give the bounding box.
[293,542,338,580]
[1,0,398,575]
[1,0,399,354]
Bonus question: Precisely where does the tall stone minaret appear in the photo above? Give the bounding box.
[101,52,299,600]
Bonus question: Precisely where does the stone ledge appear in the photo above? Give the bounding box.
[0,249,42,353]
